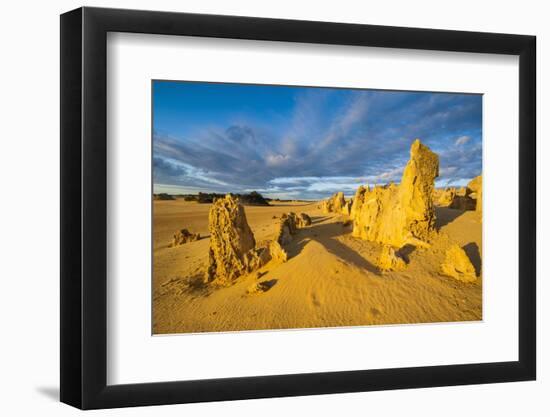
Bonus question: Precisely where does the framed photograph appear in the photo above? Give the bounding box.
[60,6,536,409]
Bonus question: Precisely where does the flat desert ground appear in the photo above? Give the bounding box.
[152,199,482,334]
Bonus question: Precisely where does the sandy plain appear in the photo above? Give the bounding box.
[152,199,482,334]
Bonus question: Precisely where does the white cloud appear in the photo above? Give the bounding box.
[265,153,290,167]
[455,135,471,146]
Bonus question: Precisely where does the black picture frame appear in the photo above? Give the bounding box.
[60,6,536,410]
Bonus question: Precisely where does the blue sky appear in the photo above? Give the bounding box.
[153,81,482,200]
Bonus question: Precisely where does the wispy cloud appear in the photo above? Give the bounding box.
[153,82,482,199]
[455,135,471,146]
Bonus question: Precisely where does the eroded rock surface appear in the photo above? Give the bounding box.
[449,195,476,211]
[378,245,406,271]
[342,199,353,216]
[437,188,456,207]
[350,185,368,220]
[352,139,439,248]
[322,191,347,214]
[170,229,200,247]
[206,195,257,284]
[268,211,312,263]
[205,197,303,284]
[467,175,482,212]
[437,187,476,210]
[275,213,297,246]
[297,213,312,227]
[441,244,477,282]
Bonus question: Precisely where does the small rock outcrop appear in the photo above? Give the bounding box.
[378,245,406,271]
[440,244,477,282]
[275,213,297,246]
[437,187,476,210]
[333,192,346,213]
[352,139,439,248]
[246,279,277,295]
[206,195,257,284]
[297,213,312,227]
[437,188,456,207]
[342,199,353,216]
[268,211,312,263]
[205,199,312,285]
[467,175,482,212]
[449,195,476,211]
[170,229,200,247]
[322,191,347,214]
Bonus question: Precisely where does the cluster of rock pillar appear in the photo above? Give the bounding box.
[202,139,481,284]
[205,195,311,285]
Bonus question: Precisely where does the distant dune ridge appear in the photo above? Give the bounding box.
[152,138,483,334]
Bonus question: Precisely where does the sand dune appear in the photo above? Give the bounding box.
[153,200,482,334]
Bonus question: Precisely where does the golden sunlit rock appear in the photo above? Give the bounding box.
[378,245,406,271]
[468,175,482,213]
[206,194,257,284]
[169,228,200,247]
[441,244,477,283]
[353,139,439,248]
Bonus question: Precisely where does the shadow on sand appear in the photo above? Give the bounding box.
[463,242,482,276]
[285,220,380,275]
[310,215,332,224]
[435,207,466,230]
[257,279,278,292]
[397,244,416,263]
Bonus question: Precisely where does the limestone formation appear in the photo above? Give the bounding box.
[205,197,302,284]
[264,211,313,263]
[398,140,439,241]
[250,246,276,273]
[170,229,200,247]
[449,195,476,211]
[342,199,353,216]
[457,187,470,197]
[467,175,482,212]
[352,139,439,248]
[275,213,297,246]
[441,244,477,282]
[350,185,368,220]
[437,188,456,207]
[297,213,312,227]
[267,240,289,263]
[333,192,346,213]
[437,187,476,210]
[378,245,406,271]
[322,191,347,214]
[206,195,257,284]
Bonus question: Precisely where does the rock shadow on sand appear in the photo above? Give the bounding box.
[463,242,482,276]
[287,221,380,275]
[435,207,466,230]
[397,244,416,263]
[310,215,332,224]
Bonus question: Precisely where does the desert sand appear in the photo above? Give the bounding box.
[153,140,482,334]
[153,199,482,334]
